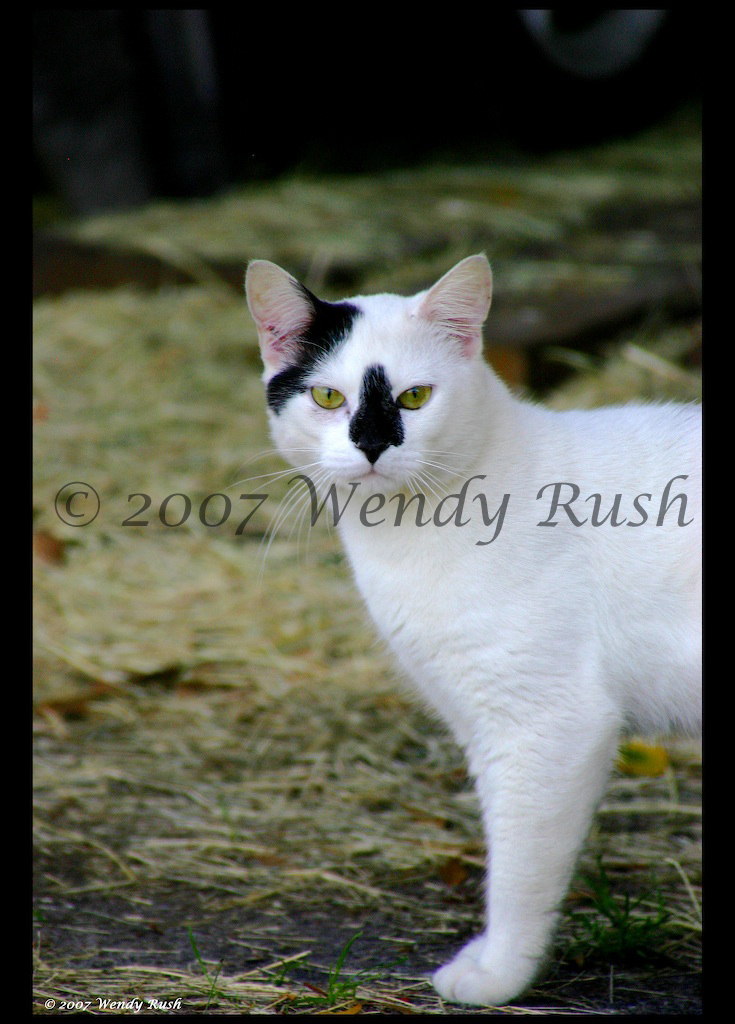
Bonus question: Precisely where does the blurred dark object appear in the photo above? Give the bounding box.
[518,10,669,80]
[33,11,154,215]
[33,10,701,216]
[510,9,699,148]
[33,11,228,216]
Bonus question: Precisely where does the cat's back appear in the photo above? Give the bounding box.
[548,401,700,485]
[526,400,701,733]
[524,399,700,602]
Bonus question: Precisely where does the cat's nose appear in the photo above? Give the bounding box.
[355,441,388,465]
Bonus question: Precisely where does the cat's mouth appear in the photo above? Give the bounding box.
[351,465,385,485]
[343,462,395,489]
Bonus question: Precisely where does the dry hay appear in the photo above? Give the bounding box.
[63,113,701,302]
[34,117,701,1015]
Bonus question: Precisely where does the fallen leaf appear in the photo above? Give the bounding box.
[616,740,670,777]
[36,681,117,719]
[33,530,66,565]
[33,400,49,422]
[439,857,469,887]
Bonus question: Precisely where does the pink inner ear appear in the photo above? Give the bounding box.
[444,317,476,344]
[416,255,492,358]
[432,316,482,358]
[266,324,296,346]
[261,325,303,367]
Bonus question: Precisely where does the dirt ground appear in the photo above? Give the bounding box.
[33,685,701,1015]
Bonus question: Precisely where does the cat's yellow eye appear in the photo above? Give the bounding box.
[311,385,346,409]
[397,385,432,410]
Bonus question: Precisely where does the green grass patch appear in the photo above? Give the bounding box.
[566,860,671,966]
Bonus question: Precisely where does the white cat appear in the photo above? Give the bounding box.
[245,254,701,1006]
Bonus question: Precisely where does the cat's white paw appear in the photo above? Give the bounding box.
[433,935,531,1006]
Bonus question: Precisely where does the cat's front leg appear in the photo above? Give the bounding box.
[433,705,620,1006]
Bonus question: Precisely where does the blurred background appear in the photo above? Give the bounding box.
[33,9,700,216]
[32,8,703,389]
[33,11,702,1014]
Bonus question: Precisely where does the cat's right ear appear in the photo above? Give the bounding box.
[416,254,493,359]
[245,260,314,372]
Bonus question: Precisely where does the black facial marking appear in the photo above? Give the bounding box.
[266,284,361,414]
[349,365,405,465]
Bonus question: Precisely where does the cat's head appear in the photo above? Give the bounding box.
[245,255,496,495]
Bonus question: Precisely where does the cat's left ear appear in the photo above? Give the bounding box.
[416,254,493,358]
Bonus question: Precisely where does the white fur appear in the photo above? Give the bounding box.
[246,255,701,1006]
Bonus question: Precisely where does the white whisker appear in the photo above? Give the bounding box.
[227,460,323,492]
[256,463,336,581]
